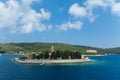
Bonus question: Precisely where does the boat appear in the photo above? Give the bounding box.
[40,63,45,66]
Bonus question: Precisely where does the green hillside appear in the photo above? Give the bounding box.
[0,42,119,54]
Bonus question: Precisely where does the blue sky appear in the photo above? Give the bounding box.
[0,0,120,48]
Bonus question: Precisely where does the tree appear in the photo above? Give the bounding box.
[44,52,49,59]
[73,51,81,59]
[62,50,70,59]
[56,50,62,58]
[51,52,57,59]
[36,53,44,59]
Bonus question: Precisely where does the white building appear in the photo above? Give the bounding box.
[86,50,97,53]
[51,46,54,52]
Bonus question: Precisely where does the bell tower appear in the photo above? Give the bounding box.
[51,46,54,52]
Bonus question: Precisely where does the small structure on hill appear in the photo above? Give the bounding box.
[51,46,54,52]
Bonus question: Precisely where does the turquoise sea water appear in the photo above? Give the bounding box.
[0,54,120,80]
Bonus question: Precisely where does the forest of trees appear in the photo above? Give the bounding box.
[29,50,82,60]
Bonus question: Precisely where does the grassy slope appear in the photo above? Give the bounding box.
[0,42,119,54]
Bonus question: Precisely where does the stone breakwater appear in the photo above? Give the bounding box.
[14,58,91,64]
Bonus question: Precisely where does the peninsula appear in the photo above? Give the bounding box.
[14,46,92,64]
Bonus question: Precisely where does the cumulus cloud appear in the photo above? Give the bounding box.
[63,0,120,31]
[22,0,41,5]
[112,2,120,16]
[85,0,116,21]
[84,0,115,9]
[69,3,87,18]
[47,25,53,30]
[0,0,51,34]
[1,0,120,33]
[59,21,83,31]
[84,0,114,21]
[68,0,117,22]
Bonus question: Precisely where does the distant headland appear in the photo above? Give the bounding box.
[0,42,120,54]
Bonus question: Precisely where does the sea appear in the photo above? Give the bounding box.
[0,54,120,80]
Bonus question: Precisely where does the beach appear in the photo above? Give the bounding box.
[14,58,91,64]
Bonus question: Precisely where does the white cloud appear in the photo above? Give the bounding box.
[112,3,120,16]
[20,8,50,33]
[47,25,53,30]
[59,21,83,31]
[39,8,51,20]
[0,0,51,34]
[68,0,117,22]
[64,0,118,31]
[84,0,110,21]
[85,0,120,18]
[69,3,87,18]
[22,0,41,5]
[85,0,116,21]
[1,0,120,33]
[0,0,20,28]
[84,0,114,9]
[21,23,33,34]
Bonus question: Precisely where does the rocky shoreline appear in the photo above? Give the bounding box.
[14,58,91,64]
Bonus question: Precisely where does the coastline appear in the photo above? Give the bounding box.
[14,58,92,64]
[83,54,107,57]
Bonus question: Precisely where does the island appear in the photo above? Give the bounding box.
[14,58,91,64]
[14,46,92,64]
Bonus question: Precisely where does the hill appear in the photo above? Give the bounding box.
[0,42,119,54]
